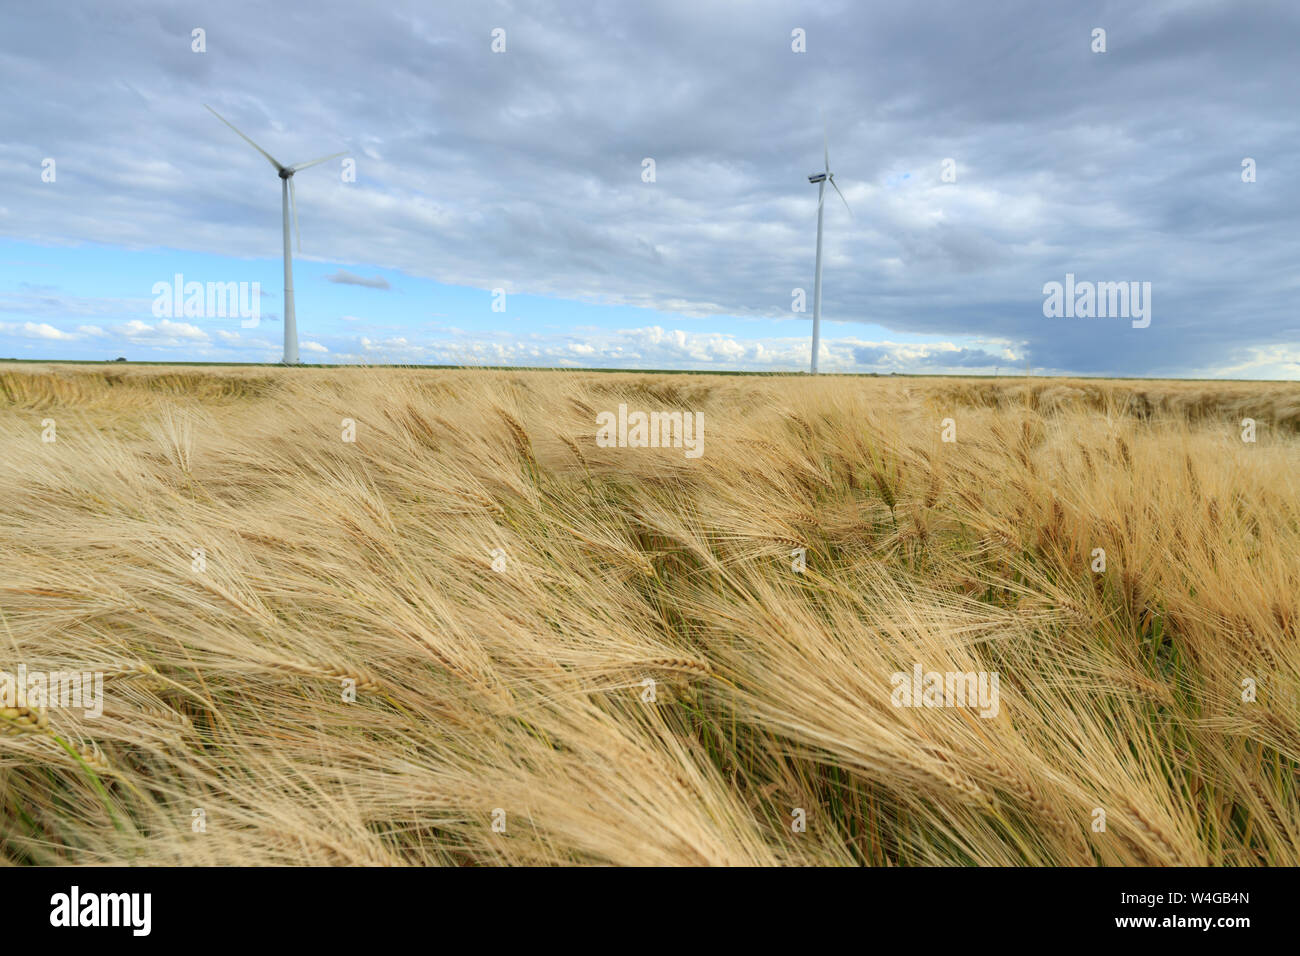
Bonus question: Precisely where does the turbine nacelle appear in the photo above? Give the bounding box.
[808,172,828,184]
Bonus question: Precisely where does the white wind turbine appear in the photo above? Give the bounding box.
[204,104,347,365]
[807,121,852,374]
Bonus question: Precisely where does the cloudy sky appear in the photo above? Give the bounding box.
[1,0,1296,376]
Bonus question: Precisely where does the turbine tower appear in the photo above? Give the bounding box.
[204,105,347,365]
[808,122,851,374]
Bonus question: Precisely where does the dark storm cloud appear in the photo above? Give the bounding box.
[0,0,1296,375]
[325,270,391,289]
[853,343,1005,370]
[920,347,1007,370]
[852,346,889,366]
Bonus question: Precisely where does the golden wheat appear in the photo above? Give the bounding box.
[0,364,1295,865]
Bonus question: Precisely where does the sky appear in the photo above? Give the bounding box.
[0,0,1296,377]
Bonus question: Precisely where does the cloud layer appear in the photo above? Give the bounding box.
[0,0,1296,376]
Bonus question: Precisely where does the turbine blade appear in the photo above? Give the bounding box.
[290,177,301,253]
[289,151,348,173]
[830,177,852,217]
[204,104,285,172]
[823,117,829,173]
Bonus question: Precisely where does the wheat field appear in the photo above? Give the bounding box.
[0,364,1297,865]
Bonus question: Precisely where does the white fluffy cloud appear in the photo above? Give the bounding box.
[114,319,209,345]
[0,321,78,341]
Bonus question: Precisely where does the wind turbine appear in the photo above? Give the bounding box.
[204,104,347,365]
[807,121,852,374]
